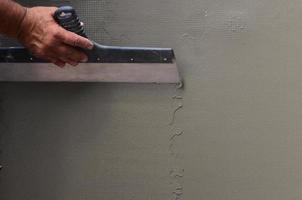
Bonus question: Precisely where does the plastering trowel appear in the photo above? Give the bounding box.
[0,6,180,83]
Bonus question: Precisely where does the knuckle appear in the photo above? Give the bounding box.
[48,35,56,45]
[52,29,61,38]
[34,47,44,56]
[60,47,70,55]
[72,37,80,47]
[75,37,81,44]
[65,32,75,42]
[70,51,85,61]
[42,37,55,49]
[40,44,49,53]
[42,43,52,51]
[30,44,49,59]
[56,44,65,51]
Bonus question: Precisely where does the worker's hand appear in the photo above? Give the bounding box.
[17,6,94,67]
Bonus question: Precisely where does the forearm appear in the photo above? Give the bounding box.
[0,0,26,38]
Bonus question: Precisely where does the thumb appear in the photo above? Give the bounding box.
[49,7,58,16]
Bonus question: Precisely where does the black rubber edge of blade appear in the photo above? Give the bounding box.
[0,44,175,63]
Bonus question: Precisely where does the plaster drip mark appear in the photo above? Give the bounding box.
[169,104,183,125]
[170,168,184,178]
[169,143,182,157]
[181,33,195,41]
[172,185,184,200]
[170,130,184,141]
[172,95,183,99]
[168,84,184,200]
[173,187,183,195]
[169,143,176,156]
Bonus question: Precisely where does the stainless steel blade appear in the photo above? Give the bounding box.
[0,61,180,83]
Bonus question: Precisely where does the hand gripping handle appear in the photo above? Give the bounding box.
[54,6,87,38]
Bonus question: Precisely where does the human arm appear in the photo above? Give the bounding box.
[0,1,94,67]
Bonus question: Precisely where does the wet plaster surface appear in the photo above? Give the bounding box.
[2,0,302,199]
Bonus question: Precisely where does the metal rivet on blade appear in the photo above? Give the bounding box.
[131,58,134,61]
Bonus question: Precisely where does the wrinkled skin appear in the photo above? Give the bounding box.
[18,7,94,67]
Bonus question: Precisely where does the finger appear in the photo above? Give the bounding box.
[60,57,79,67]
[54,60,66,68]
[56,27,94,50]
[39,52,64,68]
[35,50,65,68]
[49,58,66,68]
[67,60,79,67]
[48,54,75,67]
[66,59,79,67]
[54,44,88,63]
[48,7,58,15]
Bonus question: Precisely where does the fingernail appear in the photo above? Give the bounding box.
[70,62,78,66]
[87,41,94,50]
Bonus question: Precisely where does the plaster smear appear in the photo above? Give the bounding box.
[169,85,184,200]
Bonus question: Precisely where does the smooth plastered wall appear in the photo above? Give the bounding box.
[1,0,302,199]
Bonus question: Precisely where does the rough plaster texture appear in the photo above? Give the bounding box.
[1,0,302,199]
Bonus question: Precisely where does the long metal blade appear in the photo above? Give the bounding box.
[0,61,180,83]
[0,43,181,83]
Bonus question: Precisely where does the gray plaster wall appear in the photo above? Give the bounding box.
[1,0,302,199]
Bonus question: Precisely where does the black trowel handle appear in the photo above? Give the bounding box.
[54,6,87,38]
